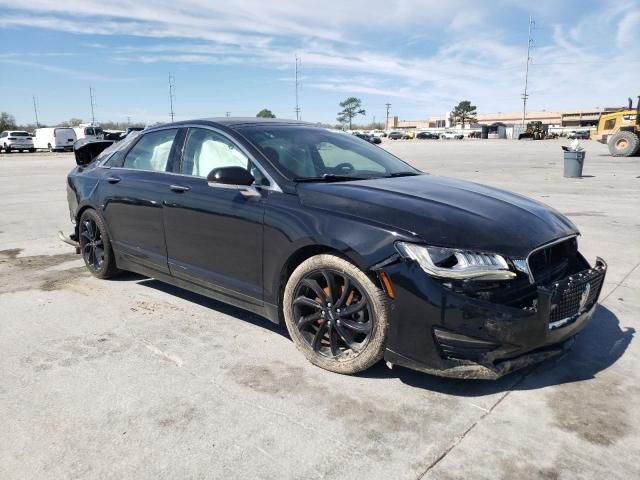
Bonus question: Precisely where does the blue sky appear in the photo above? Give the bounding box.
[0,0,638,126]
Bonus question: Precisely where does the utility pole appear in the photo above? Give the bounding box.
[225,111,231,117]
[168,73,176,122]
[89,87,96,124]
[521,16,534,126]
[385,103,391,129]
[32,96,40,127]
[294,55,302,120]
[126,116,131,126]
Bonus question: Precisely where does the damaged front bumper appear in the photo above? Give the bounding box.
[382,257,607,379]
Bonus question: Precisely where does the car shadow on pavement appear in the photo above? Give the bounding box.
[364,304,634,396]
[132,276,288,338]
[124,272,633,396]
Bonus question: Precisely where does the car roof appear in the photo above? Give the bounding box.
[149,117,316,131]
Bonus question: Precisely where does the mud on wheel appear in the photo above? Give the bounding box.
[78,209,120,279]
[283,254,389,374]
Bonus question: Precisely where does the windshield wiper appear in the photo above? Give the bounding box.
[386,171,421,178]
[294,174,369,182]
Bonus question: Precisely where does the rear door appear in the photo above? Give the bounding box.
[101,127,180,275]
[162,127,266,304]
[55,128,76,149]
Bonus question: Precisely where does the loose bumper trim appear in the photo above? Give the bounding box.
[383,256,607,379]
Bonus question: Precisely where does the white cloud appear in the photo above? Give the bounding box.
[0,58,134,82]
[0,0,638,121]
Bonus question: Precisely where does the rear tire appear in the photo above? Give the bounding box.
[283,254,389,374]
[78,209,120,279]
[608,131,640,157]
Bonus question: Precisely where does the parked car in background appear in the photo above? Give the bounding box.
[73,125,104,141]
[352,132,381,144]
[103,130,126,141]
[568,131,590,140]
[416,131,439,140]
[0,130,35,153]
[402,131,415,140]
[34,127,77,152]
[388,131,404,140]
[64,118,607,379]
[372,130,386,138]
[440,131,464,140]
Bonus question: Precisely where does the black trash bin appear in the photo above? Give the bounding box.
[563,151,585,178]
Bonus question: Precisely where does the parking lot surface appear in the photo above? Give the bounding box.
[1,140,639,479]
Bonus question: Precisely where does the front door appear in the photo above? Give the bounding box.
[101,127,179,275]
[162,127,265,305]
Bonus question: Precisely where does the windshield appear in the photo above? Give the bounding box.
[236,125,418,180]
[11,132,30,137]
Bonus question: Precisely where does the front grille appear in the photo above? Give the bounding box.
[529,237,578,283]
[548,266,605,328]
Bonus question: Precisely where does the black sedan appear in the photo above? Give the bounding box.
[352,132,381,144]
[416,131,439,139]
[64,118,606,379]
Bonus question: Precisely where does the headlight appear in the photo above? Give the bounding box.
[395,242,516,281]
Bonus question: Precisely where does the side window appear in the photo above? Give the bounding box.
[603,118,616,130]
[181,128,266,184]
[0,132,6,138]
[123,129,178,172]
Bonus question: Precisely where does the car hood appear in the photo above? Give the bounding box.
[296,174,578,258]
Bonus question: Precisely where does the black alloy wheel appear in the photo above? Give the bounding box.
[77,209,120,279]
[80,216,105,273]
[283,254,389,374]
[293,269,373,359]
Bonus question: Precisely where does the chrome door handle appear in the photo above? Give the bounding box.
[106,176,121,184]
[169,185,190,193]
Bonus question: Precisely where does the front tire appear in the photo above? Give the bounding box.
[608,131,639,157]
[283,254,389,374]
[78,209,120,279]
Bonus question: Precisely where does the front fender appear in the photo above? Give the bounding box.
[262,191,418,306]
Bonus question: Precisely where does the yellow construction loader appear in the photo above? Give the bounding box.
[593,96,640,157]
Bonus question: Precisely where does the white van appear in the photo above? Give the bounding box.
[73,124,104,141]
[34,127,77,152]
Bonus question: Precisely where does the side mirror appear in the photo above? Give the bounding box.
[207,166,255,186]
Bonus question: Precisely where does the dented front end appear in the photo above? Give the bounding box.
[381,241,607,379]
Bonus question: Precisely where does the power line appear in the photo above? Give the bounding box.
[168,73,176,122]
[295,55,301,120]
[521,15,535,126]
[32,96,40,127]
[89,87,97,124]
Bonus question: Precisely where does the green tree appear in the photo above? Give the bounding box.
[256,109,276,118]
[60,118,83,127]
[450,101,477,127]
[337,97,366,129]
[0,112,16,131]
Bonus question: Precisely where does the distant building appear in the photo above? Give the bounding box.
[387,107,619,130]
